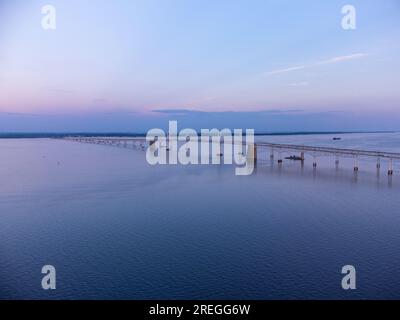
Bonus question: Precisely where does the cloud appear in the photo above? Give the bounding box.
[315,53,370,66]
[266,66,307,75]
[152,109,196,115]
[265,53,370,75]
[152,108,305,115]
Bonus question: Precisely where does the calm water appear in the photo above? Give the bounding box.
[1,132,400,299]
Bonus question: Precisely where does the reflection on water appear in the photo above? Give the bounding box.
[1,132,400,300]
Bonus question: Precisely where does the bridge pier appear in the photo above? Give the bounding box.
[277,150,282,164]
[377,157,381,169]
[354,155,359,172]
[246,143,257,164]
[388,158,394,175]
[312,156,317,168]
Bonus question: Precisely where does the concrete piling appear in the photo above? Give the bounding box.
[388,158,394,175]
[247,143,257,164]
[354,155,359,172]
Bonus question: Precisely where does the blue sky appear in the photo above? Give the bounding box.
[0,0,399,132]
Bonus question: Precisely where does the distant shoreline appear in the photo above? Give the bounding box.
[0,131,396,139]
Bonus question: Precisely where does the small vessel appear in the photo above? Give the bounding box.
[285,155,303,161]
[333,137,342,140]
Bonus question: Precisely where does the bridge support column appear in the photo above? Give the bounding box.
[313,156,317,168]
[377,157,381,169]
[313,163,317,168]
[246,143,257,164]
[300,152,305,161]
[270,147,274,159]
[388,158,394,175]
[277,150,282,164]
[218,136,223,157]
[354,155,359,172]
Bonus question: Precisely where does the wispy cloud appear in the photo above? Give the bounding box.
[152,108,305,115]
[267,66,306,75]
[152,109,196,115]
[265,53,370,75]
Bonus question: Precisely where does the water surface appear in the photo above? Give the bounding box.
[1,132,400,299]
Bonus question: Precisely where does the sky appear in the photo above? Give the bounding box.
[0,0,399,132]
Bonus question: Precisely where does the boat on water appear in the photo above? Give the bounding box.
[333,137,342,140]
[285,155,304,161]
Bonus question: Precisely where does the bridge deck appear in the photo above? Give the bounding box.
[63,137,400,160]
[256,142,400,159]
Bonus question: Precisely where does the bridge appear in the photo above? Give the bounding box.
[256,142,399,175]
[63,137,398,175]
